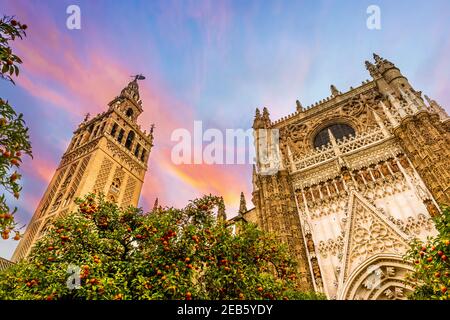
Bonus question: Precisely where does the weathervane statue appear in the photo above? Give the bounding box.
[132,74,146,81]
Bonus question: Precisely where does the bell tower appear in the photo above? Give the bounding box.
[12,76,154,261]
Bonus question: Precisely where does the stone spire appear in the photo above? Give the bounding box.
[425,95,448,120]
[153,197,159,210]
[365,60,380,78]
[379,100,399,127]
[217,197,227,221]
[252,108,264,129]
[372,109,390,137]
[373,53,383,64]
[120,78,141,102]
[399,88,419,113]
[388,92,407,118]
[330,85,340,97]
[238,192,247,214]
[296,100,304,112]
[252,164,259,190]
[262,107,271,127]
[372,53,395,72]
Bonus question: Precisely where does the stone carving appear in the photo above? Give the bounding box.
[251,54,443,299]
[341,193,409,280]
[318,236,344,258]
[93,157,113,194]
[348,202,407,263]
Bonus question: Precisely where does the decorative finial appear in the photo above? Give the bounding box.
[132,74,146,81]
[330,85,340,96]
[83,113,90,122]
[150,123,155,134]
[239,192,247,214]
[253,108,264,129]
[153,197,159,211]
[296,100,303,112]
[373,53,382,63]
[217,197,226,221]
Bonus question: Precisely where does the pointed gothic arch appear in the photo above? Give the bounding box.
[338,253,415,300]
[125,131,135,150]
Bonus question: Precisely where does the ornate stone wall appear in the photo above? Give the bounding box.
[394,113,450,205]
[251,54,446,299]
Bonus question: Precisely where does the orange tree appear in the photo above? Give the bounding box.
[405,205,450,300]
[0,15,32,240]
[0,194,323,300]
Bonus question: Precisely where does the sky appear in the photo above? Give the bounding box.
[0,0,449,259]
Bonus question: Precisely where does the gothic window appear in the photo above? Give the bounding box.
[126,108,134,118]
[76,134,83,147]
[111,123,118,136]
[313,123,355,149]
[62,190,74,207]
[140,149,146,162]
[125,131,135,150]
[117,129,125,143]
[110,178,121,193]
[61,172,73,189]
[100,122,106,134]
[39,219,53,237]
[50,193,63,212]
[92,125,99,137]
[134,143,141,157]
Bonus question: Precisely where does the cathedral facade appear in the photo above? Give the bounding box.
[12,78,153,262]
[249,54,449,299]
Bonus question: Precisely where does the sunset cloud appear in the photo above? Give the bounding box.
[1,0,449,260]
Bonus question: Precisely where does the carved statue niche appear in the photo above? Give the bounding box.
[305,187,313,202]
[399,156,410,169]
[362,170,373,183]
[312,187,320,201]
[342,169,352,183]
[389,159,399,173]
[372,166,381,180]
[335,179,344,193]
[379,162,390,177]
[424,199,440,218]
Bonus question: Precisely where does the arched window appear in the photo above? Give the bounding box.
[61,172,73,189]
[117,129,125,143]
[51,193,63,212]
[140,149,146,162]
[111,123,118,136]
[112,178,121,188]
[126,108,134,118]
[125,131,135,150]
[76,134,83,147]
[134,143,141,157]
[313,123,355,149]
[62,191,75,207]
[92,125,99,138]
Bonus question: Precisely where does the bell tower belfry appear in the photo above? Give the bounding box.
[12,77,154,261]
